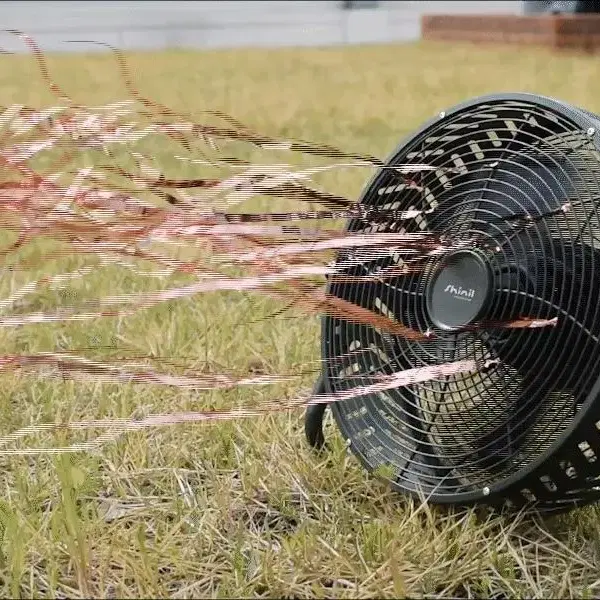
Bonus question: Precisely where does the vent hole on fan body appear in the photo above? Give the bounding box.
[521,488,537,503]
[565,464,578,479]
[578,441,598,463]
[540,475,558,492]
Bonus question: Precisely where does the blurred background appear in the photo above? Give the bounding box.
[0,1,555,53]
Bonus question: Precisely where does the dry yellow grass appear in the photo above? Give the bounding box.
[0,40,599,598]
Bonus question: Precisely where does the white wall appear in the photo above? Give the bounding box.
[0,1,524,54]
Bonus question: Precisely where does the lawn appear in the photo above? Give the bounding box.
[0,38,599,598]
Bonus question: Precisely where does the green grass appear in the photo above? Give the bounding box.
[0,40,599,598]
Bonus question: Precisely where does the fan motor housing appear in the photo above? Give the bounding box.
[426,249,492,331]
[311,93,600,515]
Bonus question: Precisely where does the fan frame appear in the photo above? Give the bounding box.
[314,92,600,513]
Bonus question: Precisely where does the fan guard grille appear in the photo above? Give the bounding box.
[323,94,600,513]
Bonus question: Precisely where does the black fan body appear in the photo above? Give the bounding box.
[306,93,600,514]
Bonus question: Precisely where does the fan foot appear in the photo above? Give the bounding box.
[304,374,329,451]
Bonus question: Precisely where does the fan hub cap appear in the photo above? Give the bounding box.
[426,249,492,331]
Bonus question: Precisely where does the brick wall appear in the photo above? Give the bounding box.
[422,12,600,52]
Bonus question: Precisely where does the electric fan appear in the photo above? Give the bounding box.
[305,93,600,514]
